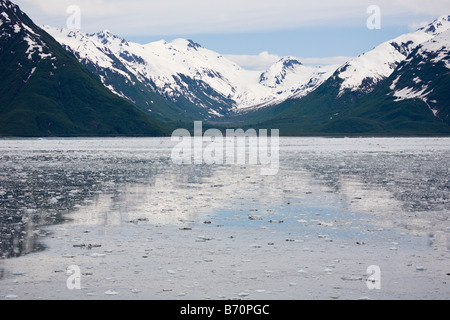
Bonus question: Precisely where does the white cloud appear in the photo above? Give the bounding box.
[298,56,354,66]
[14,0,450,36]
[224,52,281,70]
[407,21,430,31]
[392,0,450,16]
[225,52,352,70]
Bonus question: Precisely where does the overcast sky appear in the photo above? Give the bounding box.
[13,0,450,69]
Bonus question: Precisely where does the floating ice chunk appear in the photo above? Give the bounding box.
[5,295,18,299]
[317,221,334,227]
[104,290,119,295]
[416,266,426,271]
[90,253,106,258]
[197,236,213,241]
[341,275,363,281]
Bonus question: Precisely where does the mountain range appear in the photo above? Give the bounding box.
[254,16,450,135]
[1,0,450,136]
[0,0,170,137]
[43,26,336,121]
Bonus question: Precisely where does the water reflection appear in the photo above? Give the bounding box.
[0,139,170,258]
[65,164,288,227]
[0,138,449,259]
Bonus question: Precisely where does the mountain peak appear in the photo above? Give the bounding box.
[278,56,303,68]
[420,14,450,35]
[335,14,450,96]
[0,0,22,19]
[170,38,203,51]
[0,0,169,137]
[1,0,20,20]
[187,39,202,50]
[0,0,13,8]
[92,29,126,45]
[97,29,112,37]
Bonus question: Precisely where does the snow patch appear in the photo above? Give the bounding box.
[24,67,36,83]
[23,36,39,60]
[393,86,430,102]
[431,108,439,116]
[390,75,401,90]
[412,77,422,84]
[39,53,52,60]
[105,84,132,101]
[1,12,10,21]
[207,108,224,118]
[22,23,39,37]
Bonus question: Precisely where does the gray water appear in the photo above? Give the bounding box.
[0,137,449,260]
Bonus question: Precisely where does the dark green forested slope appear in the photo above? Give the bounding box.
[0,0,171,137]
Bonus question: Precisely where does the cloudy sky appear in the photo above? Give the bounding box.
[13,0,450,69]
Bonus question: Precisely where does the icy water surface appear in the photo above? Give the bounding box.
[0,137,449,299]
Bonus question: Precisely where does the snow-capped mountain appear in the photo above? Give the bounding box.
[3,0,449,136]
[336,15,450,97]
[252,15,450,135]
[0,0,169,137]
[43,26,337,118]
[258,57,335,99]
[0,0,54,67]
[43,14,450,121]
[388,27,450,122]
